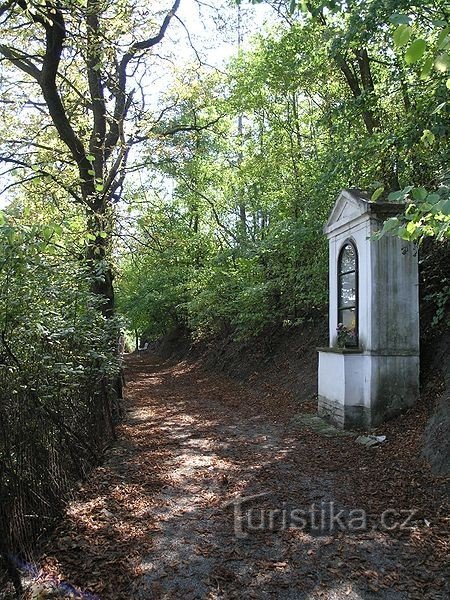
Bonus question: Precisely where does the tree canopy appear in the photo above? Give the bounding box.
[0,0,184,315]
[115,0,450,341]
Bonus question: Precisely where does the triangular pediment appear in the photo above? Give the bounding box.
[335,199,360,222]
[325,189,371,232]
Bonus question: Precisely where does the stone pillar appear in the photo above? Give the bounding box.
[317,189,419,429]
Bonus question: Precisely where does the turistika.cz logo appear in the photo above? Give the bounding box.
[223,493,419,539]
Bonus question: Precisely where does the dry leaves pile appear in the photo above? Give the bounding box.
[20,353,448,599]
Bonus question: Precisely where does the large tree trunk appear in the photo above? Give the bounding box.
[85,203,115,318]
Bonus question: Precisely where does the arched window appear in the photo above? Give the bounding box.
[337,241,358,346]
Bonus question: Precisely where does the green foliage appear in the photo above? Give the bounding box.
[93,2,434,345]
[376,3,450,242]
[405,38,427,64]
[117,198,215,338]
[374,184,450,242]
[0,213,121,411]
[117,0,449,342]
[0,213,121,550]
[118,212,328,342]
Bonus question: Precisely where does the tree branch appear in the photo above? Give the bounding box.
[86,0,107,174]
[105,0,181,158]
[177,172,238,242]
[0,44,40,80]
[0,155,84,204]
[5,2,92,191]
[130,0,181,53]
[0,0,14,20]
[3,138,72,162]
[38,6,89,168]
[154,114,225,137]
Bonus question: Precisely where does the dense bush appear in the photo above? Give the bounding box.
[117,206,328,342]
[0,218,121,557]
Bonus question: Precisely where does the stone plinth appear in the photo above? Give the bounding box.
[318,348,419,429]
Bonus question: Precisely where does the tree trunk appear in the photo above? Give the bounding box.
[85,203,115,318]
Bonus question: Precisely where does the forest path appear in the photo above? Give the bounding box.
[35,353,447,600]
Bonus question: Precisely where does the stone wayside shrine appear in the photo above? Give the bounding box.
[318,189,420,429]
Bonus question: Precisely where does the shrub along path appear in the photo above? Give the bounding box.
[27,352,447,599]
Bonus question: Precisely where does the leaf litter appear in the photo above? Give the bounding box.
[17,352,448,600]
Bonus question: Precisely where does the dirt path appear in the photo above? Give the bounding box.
[32,353,447,599]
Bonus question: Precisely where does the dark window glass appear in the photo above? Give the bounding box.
[340,244,356,273]
[338,242,358,346]
[339,272,356,307]
[340,307,356,330]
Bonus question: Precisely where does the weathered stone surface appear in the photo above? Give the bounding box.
[291,413,353,437]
